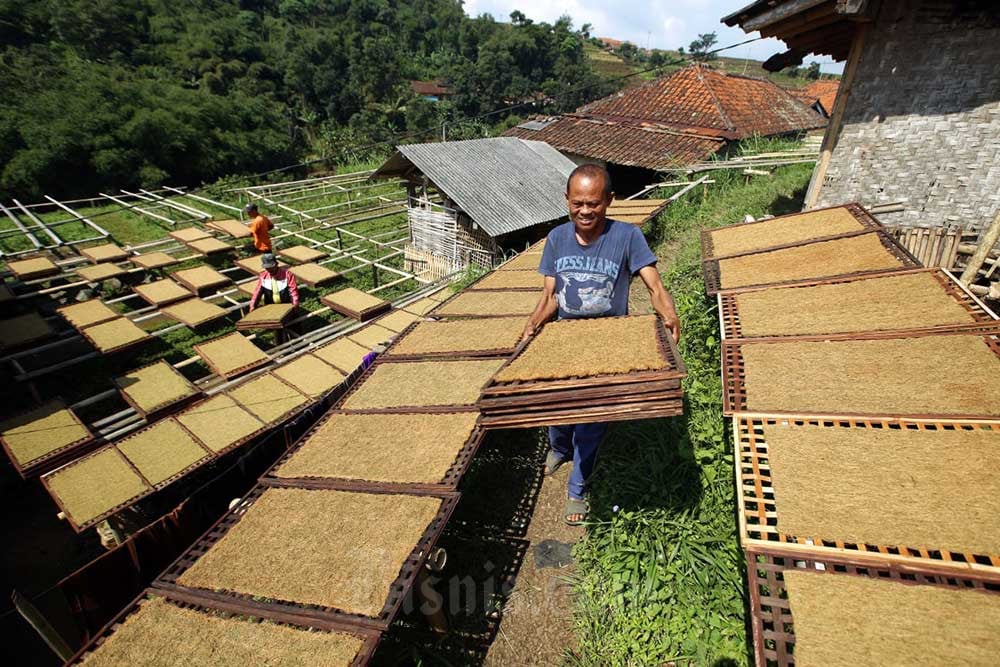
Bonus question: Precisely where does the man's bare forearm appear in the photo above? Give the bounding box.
[522,289,558,340]
[639,265,681,342]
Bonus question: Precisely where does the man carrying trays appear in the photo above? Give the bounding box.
[521,164,681,525]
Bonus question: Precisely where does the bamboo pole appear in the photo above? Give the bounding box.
[960,210,1000,284]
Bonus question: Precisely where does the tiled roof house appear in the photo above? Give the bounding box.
[790,80,841,118]
[505,64,826,171]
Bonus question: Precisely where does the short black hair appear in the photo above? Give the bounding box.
[566,163,613,197]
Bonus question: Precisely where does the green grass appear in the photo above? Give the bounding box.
[568,157,813,666]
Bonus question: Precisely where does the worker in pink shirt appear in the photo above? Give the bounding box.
[249,252,299,311]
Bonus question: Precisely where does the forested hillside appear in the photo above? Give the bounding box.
[0,0,606,198]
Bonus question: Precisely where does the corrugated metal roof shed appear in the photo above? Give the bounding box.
[372,137,575,237]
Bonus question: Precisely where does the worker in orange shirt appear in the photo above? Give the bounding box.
[244,202,274,253]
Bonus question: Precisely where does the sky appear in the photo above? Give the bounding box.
[461,0,845,74]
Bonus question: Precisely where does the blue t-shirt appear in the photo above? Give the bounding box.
[538,219,657,319]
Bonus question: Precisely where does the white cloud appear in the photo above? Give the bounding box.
[461,0,844,74]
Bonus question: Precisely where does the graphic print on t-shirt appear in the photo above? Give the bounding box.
[554,255,621,316]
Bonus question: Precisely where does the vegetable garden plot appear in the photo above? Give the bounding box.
[313,337,370,375]
[723,329,1000,418]
[322,287,390,321]
[79,318,150,354]
[206,218,252,238]
[42,448,152,531]
[347,323,396,349]
[77,263,127,282]
[66,593,378,667]
[288,262,340,287]
[0,312,53,350]
[338,359,506,412]
[227,374,309,425]
[236,303,295,330]
[269,411,481,490]
[57,300,120,329]
[171,266,231,294]
[279,245,327,263]
[175,394,266,455]
[155,486,458,629]
[8,256,60,280]
[386,316,524,359]
[272,354,345,398]
[701,203,879,260]
[468,270,545,291]
[186,237,234,255]
[735,416,1000,570]
[80,243,129,264]
[161,299,228,327]
[113,361,201,418]
[433,290,539,318]
[747,550,1000,667]
[0,400,92,477]
[131,252,179,270]
[115,418,213,488]
[703,232,918,295]
[194,333,269,379]
[719,269,997,340]
[134,279,192,307]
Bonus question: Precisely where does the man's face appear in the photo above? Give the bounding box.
[566,175,613,233]
[266,266,279,276]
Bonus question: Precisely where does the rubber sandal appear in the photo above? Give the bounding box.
[565,497,588,526]
[544,451,568,476]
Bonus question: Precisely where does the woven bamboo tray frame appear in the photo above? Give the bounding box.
[80,243,129,264]
[734,415,1000,575]
[77,262,127,282]
[279,245,327,263]
[194,333,270,379]
[700,202,881,261]
[206,218,252,238]
[481,316,686,396]
[8,256,60,280]
[0,399,94,479]
[57,300,120,329]
[175,395,270,458]
[227,373,310,427]
[330,359,491,415]
[131,252,180,270]
[479,398,683,429]
[722,327,1000,418]
[430,288,539,319]
[169,227,211,243]
[162,299,228,328]
[235,304,296,330]
[134,279,194,307]
[78,318,151,355]
[152,485,460,630]
[172,266,232,294]
[261,409,485,494]
[65,589,381,667]
[112,360,202,418]
[322,289,391,321]
[702,230,921,296]
[288,262,340,287]
[236,255,287,274]
[718,268,999,341]
[384,319,520,360]
[186,237,235,255]
[745,546,1000,667]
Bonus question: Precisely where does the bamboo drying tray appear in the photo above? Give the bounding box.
[115,418,213,488]
[79,318,150,354]
[347,323,396,349]
[272,354,345,398]
[57,300,120,330]
[432,290,539,318]
[386,316,524,360]
[134,279,192,307]
[236,255,286,274]
[313,337,370,375]
[279,245,327,263]
[338,358,506,412]
[113,360,201,418]
[0,312,53,351]
[735,416,1000,574]
[169,228,211,243]
[77,263,127,282]
[469,270,545,291]
[42,448,152,532]
[171,266,232,294]
[376,309,421,333]
[322,287,390,321]
[401,296,440,316]
[162,298,228,327]
[227,373,309,426]
[186,237,234,255]
[65,592,379,667]
[267,410,482,492]
[206,218,252,238]
[131,252,179,270]
[703,232,919,295]
[723,328,1000,418]
[236,303,295,330]
[80,243,128,264]
[0,400,92,478]
[8,256,59,280]
[719,268,998,340]
[175,394,266,455]
[288,262,340,287]
[701,203,879,260]
[746,548,1000,667]
[154,486,459,629]
[497,252,544,272]
[194,333,269,379]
